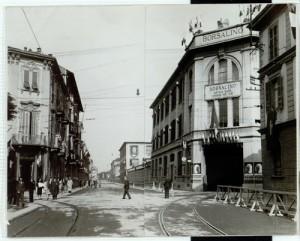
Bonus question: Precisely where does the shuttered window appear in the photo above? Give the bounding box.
[165,96,169,116]
[218,59,227,83]
[32,71,38,90]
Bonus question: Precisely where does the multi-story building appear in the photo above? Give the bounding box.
[7,46,85,189]
[251,4,296,192]
[110,158,120,182]
[150,20,262,191]
[119,142,152,181]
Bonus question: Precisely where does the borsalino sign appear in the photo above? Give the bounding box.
[205,82,241,100]
[194,25,250,48]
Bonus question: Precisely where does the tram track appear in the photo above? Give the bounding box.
[158,195,227,236]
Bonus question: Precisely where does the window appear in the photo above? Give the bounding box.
[160,102,164,120]
[188,105,192,131]
[23,70,30,89]
[269,24,278,60]
[266,76,283,112]
[23,69,39,91]
[232,62,239,81]
[164,125,169,145]
[155,159,158,177]
[219,99,228,127]
[178,79,183,104]
[177,151,183,176]
[233,98,239,126]
[156,107,160,124]
[171,88,176,110]
[170,153,175,162]
[163,156,168,176]
[165,96,169,116]
[153,113,156,127]
[160,129,164,147]
[218,59,227,83]
[177,114,183,138]
[189,70,193,93]
[19,109,39,140]
[170,120,176,141]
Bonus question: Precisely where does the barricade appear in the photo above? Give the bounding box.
[215,185,297,220]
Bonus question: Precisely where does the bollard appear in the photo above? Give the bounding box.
[158,182,161,191]
[152,182,155,190]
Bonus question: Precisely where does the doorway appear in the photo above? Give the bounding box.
[204,143,243,191]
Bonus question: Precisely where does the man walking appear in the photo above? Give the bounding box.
[122,176,131,199]
[16,178,25,208]
[164,178,171,199]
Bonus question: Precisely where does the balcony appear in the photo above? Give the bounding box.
[12,134,49,147]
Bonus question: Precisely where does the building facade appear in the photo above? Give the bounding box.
[119,142,152,181]
[110,158,120,182]
[7,46,87,190]
[150,21,262,191]
[251,4,296,192]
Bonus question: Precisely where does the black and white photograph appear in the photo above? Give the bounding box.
[3,1,298,238]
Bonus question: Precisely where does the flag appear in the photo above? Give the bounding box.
[181,38,186,46]
[239,10,243,17]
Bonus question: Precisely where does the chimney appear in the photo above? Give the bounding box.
[37,47,42,53]
[48,54,53,57]
[24,47,27,51]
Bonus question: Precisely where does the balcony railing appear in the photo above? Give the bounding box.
[14,134,48,146]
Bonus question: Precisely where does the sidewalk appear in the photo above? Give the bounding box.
[7,186,87,222]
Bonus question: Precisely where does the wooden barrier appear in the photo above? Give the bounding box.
[216,185,297,220]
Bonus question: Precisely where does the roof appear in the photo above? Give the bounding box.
[8,46,55,62]
[251,4,286,30]
[119,141,152,152]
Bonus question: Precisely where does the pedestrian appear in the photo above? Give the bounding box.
[53,178,59,199]
[16,177,25,208]
[163,178,171,199]
[37,179,44,199]
[67,177,73,193]
[122,176,131,199]
[44,179,50,200]
[28,179,35,202]
[59,179,63,194]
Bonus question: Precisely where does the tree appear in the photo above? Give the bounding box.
[7,93,17,121]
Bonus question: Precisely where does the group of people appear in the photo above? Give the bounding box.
[8,177,74,208]
[34,177,73,200]
[121,176,173,199]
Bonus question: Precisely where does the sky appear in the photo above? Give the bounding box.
[6,4,250,172]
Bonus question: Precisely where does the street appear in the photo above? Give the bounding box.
[7,183,297,237]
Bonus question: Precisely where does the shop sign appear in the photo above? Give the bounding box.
[205,81,241,100]
[194,25,250,47]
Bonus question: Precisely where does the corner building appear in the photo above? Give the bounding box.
[150,22,262,191]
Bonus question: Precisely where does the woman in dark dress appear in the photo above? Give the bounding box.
[37,179,44,199]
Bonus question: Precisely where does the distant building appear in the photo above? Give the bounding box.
[150,20,262,191]
[110,158,120,182]
[119,142,152,181]
[251,4,296,192]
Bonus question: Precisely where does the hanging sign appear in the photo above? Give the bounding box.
[205,81,241,100]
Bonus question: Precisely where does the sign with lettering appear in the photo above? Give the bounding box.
[205,82,241,100]
[194,25,250,48]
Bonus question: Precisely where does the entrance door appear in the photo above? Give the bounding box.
[204,143,243,191]
[20,159,34,189]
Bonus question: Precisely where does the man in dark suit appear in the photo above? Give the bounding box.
[122,176,131,199]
